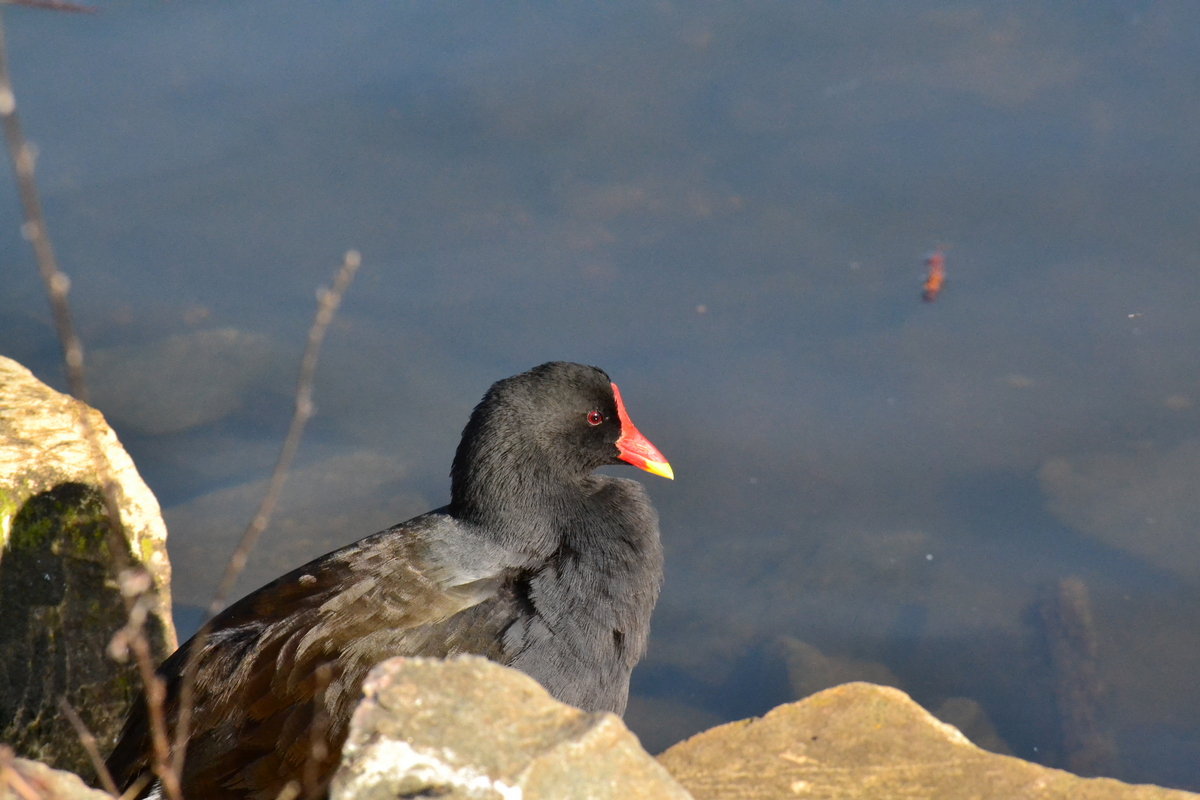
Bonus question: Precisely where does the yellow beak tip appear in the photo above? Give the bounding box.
[644,460,675,480]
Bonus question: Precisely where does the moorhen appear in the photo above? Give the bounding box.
[105,361,672,799]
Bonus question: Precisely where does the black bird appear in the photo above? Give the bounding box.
[106,362,672,800]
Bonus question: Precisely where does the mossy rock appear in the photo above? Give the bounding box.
[0,355,176,780]
[0,483,166,781]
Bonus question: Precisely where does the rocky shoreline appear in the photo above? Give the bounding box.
[2,354,1195,800]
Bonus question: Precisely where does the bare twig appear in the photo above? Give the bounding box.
[0,10,84,402]
[3,9,359,796]
[108,574,181,800]
[57,699,120,797]
[118,773,152,800]
[1,10,175,800]
[207,251,360,620]
[272,661,333,800]
[0,7,144,602]
[0,745,42,800]
[170,250,360,782]
[1,0,98,14]
[302,663,333,800]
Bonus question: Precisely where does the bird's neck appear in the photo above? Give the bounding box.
[450,452,586,560]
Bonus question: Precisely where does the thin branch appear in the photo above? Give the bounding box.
[0,746,42,800]
[1,10,175,800]
[57,699,120,797]
[2,10,359,797]
[271,661,333,800]
[170,250,360,781]
[206,251,360,620]
[0,9,84,402]
[1,0,98,13]
[302,663,333,800]
[0,7,138,591]
[107,576,180,800]
[118,774,152,800]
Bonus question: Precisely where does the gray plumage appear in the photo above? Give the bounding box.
[106,362,667,800]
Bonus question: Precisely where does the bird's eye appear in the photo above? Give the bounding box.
[587,410,604,426]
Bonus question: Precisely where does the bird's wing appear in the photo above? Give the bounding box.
[106,512,516,800]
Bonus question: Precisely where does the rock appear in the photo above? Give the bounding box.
[0,749,112,800]
[330,655,693,800]
[164,450,427,605]
[931,696,1014,756]
[1038,576,1115,775]
[658,682,1198,800]
[0,355,175,780]
[624,696,726,756]
[777,636,902,700]
[86,328,284,436]
[1039,442,1200,581]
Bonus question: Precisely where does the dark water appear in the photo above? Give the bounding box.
[3,0,1200,786]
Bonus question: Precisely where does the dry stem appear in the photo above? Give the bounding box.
[57,699,120,797]
[0,5,135,577]
[118,774,152,800]
[0,9,177,800]
[0,746,42,800]
[1,0,98,13]
[3,8,360,796]
[170,251,360,783]
[301,663,333,800]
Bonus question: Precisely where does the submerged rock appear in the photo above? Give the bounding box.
[778,635,903,700]
[1039,575,1116,777]
[624,695,726,756]
[777,636,1016,757]
[86,327,283,436]
[164,450,427,606]
[0,355,175,781]
[1039,443,1200,581]
[932,696,1014,757]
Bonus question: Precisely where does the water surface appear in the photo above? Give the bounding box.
[3,0,1200,785]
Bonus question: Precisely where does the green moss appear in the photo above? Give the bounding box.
[0,482,154,776]
[6,483,110,560]
[139,531,157,565]
[0,488,18,550]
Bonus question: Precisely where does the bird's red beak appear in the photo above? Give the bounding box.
[611,382,673,480]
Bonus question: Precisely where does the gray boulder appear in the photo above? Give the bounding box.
[331,655,693,800]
